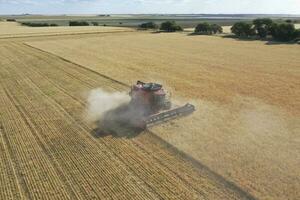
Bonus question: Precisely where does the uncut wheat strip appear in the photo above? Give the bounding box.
[13,45,206,198]
[3,61,158,199]
[0,86,71,200]
[0,117,23,199]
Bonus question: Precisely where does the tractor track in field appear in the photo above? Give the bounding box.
[0,94,29,200]
[0,56,82,199]
[3,86,79,200]
[0,41,258,199]
[0,84,71,199]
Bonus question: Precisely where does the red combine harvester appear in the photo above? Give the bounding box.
[129,81,195,128]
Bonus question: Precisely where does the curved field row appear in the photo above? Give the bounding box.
[2,42,255,199]
[0,83,71,199]
[0,100,24,200]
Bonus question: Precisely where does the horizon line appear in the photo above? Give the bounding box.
[1,13,300,16]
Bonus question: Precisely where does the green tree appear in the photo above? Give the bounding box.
[139,22,158,29]
[194,23,212,34]
[256,26,268,38]
[285,19,292,23]
[270,23,297,41]
[6,19,16,22]
[231,22,255,37]
[253,18,273,28]
[92,22,99,26]
[295,29,300,38]
[194,23,222,34]
[253,18,273,38]
[69,21,89,26]
[160,21,183,32]
[211,24,223,34]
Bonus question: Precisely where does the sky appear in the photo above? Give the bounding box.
[0,0,300,15]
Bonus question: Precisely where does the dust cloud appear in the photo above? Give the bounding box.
[85,88,130,123]
[84,88,148,136]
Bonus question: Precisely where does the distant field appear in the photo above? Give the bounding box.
[17,18,246,28]
[0,14,256,28]
[0,22,132,38]
[2,14,300,28]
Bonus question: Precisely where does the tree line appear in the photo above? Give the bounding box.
[231,18,300,42]
[139,19,300,42]
[21,22,58,27]
[21,21,103,27]
[69,21,106,26]
[139,21,223,34]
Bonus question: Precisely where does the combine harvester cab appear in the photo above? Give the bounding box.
[129,81,195,129]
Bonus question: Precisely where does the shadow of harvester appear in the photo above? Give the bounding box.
[91,103,146,139]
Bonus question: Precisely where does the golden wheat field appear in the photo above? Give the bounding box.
[0,22,132,39]
[0,21,300,200]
